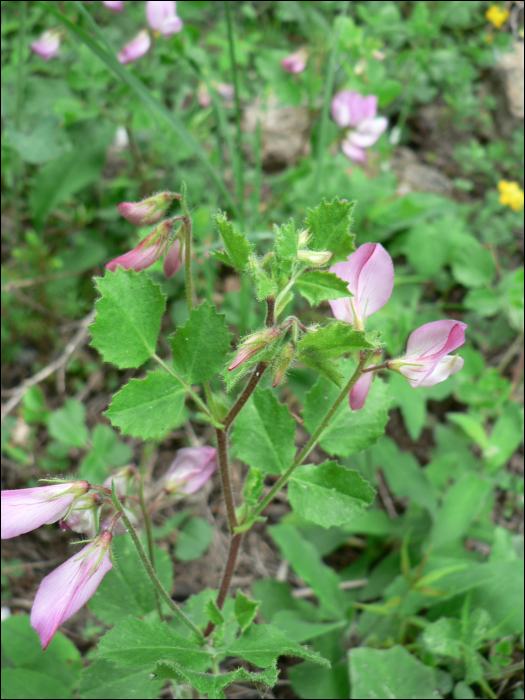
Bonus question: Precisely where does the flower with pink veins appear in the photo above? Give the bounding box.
[1,482,90,540]
[331,91,388,163]
[162,447,217,495]
[388,320,467,387]
[163,236,185,278]
[117,30,151,65]
[105,219,174,275]
[280,48,308,74]
[102,1,125,11]
[31,531,113,650]
[146,1,183,38]
[30,30,60,61]
[329,243,394,331]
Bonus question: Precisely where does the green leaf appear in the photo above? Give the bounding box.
[89,535,173,625]
[175,518,213,561]
[274,220,298,261]
[485,402,524,470]
[289,659,350,700]
[270,523,343,618]
[297,350,345,387]
[272,610,346,643]
[154,659,278,699]
[30,120,113,230]
[209,249,235,267]
[303,365,392,457]
[447,413,489,449]
[213,211,254,271]
[451,234,495,288]
[90,269,166,369]
[98,618,211,671]
[1,669,72,700]
[234,591,259,632]
[288,461,375,528]
[422,618,463,659]
[47,399,89,448]
[204,599,224,625]
[1,615,81,692]
[170,301,232,384]
[232,389,296,475]
[78,425,133,484]
[431,473,492,548]
[6,116,70,165]
[228,623,330,668]
[242,468,265,506]
[295,271,352,306]
[248,259,278,301]
[79,659,163,700]
[106,370,187,440]
[349,645,440,699]
[304,198,356,263]
[296,323,376,360]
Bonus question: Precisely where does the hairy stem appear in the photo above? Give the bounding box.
[215,428,238,531]
[138,476,162,620]
[247,354,369,523]
[204,533,242,637]
[184,217,195,312]
[110,487,204,641]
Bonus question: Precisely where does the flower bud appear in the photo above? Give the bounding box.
[297,229,310,248]
[228,328,281,371]
[146,0,183,38]
[162,447,217,495]
[59,493,99,538]
[117,30,151,65]
[297,249,333,266]
[272,344,296,387]
[105,219,174,274]
[30,30,60,61]
[103,466,136,498]
[280,48,308,74]
[117,192,179,226]
[163,237,185,278]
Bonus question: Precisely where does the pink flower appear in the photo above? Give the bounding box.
[146,1,183,38]
[162,447,217,495]
[280,48,308,74]
[31,532,113,650]
[117,30,151,65]
[329,243,394,331]
[117,192,178,226]
[388,320,467,387]
[30,30,60,61]
[105,219,174,275]
[228,328,280,371]
[331,91,388,163]
[102,0,125,11]
[1,482,90,540]
[350,350,383,411]
[163,237,185,278]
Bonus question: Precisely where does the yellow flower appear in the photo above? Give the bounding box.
[498,180,525,212]
[486,5,510,29]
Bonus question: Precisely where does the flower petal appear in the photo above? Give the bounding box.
[163,238,184,278]
[31,534,113,649]
[405,320,467,361]
[341,138,367,163]
[105,230,167,274]
[418,354,464,387]
[328,297,355,324]
[117,30,151,65]
[350,371,374,410]
[348,117,388,148]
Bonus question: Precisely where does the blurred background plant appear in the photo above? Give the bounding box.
[1,1,523,699]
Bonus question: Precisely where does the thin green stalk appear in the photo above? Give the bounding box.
[13,2,27,237]
[224,0,244,224]
[138,477,162,620]
[249,119,262,231]
[110,486,204,642]
[152,354,223,427]
[245,353,369,525]
[313,0,349,200]
[180,182,195,312]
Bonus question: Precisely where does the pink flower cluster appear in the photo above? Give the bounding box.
[106,192,185,278]
[1,446,216,650]
[331,91,388,163]
[329,243,466,410]
[118,1,183,65]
